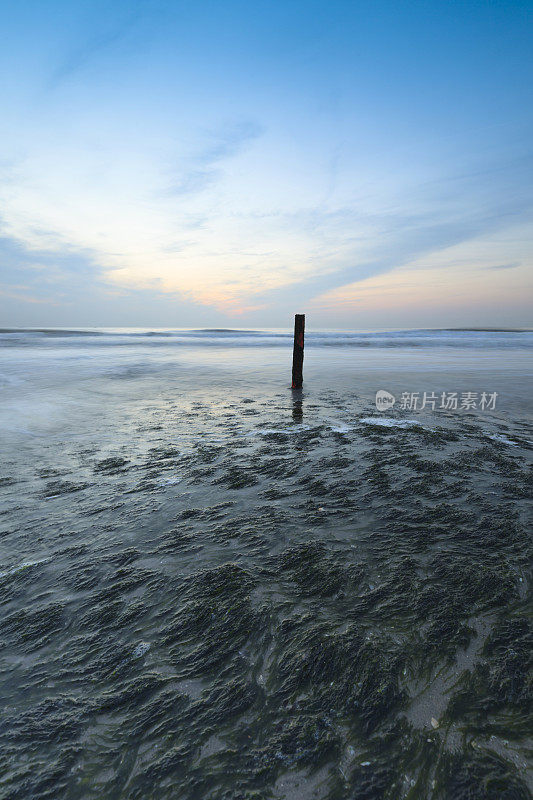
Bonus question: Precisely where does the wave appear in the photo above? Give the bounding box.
[0,327,531,349]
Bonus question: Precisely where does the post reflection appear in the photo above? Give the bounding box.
[291,392,303,422]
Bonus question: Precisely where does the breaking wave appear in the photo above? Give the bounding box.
[1,327,531,349]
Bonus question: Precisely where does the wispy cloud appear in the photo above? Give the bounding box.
[481,261,521,270]
[50,28,130,86]
[48,1,155,87]
[239,152,533,314]
[165,121,264,198]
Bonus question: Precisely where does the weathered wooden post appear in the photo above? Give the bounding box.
[291,314,305,389]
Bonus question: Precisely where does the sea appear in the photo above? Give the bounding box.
[0,328,532,799]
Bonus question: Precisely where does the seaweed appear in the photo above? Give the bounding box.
[436,748,531,799]
[1,389,531,799]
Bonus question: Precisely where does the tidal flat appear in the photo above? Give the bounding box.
[0,329,531,799]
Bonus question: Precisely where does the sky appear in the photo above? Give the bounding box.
[0,0,532,329]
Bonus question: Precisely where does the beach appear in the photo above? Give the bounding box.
[0,328,532,799]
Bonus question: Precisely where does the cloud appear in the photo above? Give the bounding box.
[481,261,521,270]
[0,227,104,306]
[50,28,130,86]
[236,152,533,315]
[1,86,530,326]
[0,226,232,326]
[48,2,154,87]
[165,121,264,198]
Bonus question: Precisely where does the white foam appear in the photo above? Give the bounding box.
[0,560,46,579]
[133,642,151,658]
[157,475,182,486]
[328,422,352,433]
[248,425,313,436]
[488,434,518,447]
[360,417,422,428]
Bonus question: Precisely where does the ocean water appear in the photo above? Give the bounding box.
[0,328,532,799]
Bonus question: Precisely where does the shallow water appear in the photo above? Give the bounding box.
[1,329,532,799]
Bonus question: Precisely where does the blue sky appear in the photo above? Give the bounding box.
[0,0,532,327]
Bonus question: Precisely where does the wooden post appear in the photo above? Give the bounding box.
[291,314,305,389]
